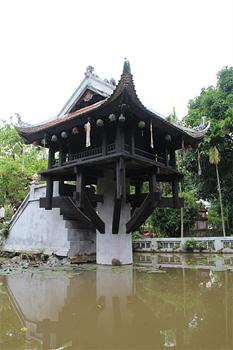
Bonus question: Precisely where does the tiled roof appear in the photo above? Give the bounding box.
[14,99,105,135]
[14,65,210,142]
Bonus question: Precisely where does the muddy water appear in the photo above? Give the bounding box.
[0,254,233,350]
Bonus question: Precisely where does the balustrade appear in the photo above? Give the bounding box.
[51,142,173,169]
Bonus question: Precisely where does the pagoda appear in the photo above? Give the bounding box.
[15,59,209,264]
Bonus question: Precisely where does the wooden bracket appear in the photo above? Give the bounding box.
[126,193,155,233]
[112,198,122,234]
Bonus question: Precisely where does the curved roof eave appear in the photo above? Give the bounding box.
[14,66,210,143]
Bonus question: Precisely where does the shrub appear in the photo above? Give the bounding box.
[184,238,196,251]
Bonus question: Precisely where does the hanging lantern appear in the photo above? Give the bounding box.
[51,135,58,142]
[96,118,104,127]
[72,127,79,135]
[138,121,145,129]
[118,113,125,122]
[165,134,171,142]
[138,121,145,136]
[61,131,67,138]
[150,122,154,148]
[41,138,47,146]
[84,120,91,147]
[33,141,38,146]
[109,113,116,122]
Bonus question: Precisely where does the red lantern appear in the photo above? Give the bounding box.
[72,127,79,135]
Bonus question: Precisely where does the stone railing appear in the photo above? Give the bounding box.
[133,237,233,253]
[9,184,47,230]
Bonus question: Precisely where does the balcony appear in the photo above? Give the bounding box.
[53,143,174,168]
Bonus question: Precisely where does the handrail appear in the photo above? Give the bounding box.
[9,184,46,229]
[51,142,171,168]
[9,192,30,229]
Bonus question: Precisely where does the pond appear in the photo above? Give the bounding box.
[0,253,233,350]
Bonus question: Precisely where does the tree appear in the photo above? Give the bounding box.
[149,190,199,237]
[0,119,48,208]
[209,146,226,237]
[183,66,233,234]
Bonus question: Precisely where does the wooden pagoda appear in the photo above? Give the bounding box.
[15,59,209,264]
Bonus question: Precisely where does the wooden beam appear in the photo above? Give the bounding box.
[126,193,155,233]
[156,173,184,182]
[40,196,65,209]
[63,197,94,229]
[40,196,94,229]
[82,193,105,233]
[112,198,121,234]
[127,166,158,180]
[127,192,161,208]
[158,197,184,208]
[86,192,104,207]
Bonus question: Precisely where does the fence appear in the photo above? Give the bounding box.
[133,237,233,253]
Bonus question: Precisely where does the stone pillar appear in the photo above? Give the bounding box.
[96,170,132,265]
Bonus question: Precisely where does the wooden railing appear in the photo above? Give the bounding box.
[52,143,172,168]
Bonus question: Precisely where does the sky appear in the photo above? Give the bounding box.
[0,0,232,126]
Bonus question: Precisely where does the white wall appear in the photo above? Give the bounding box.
[3,183,70,256]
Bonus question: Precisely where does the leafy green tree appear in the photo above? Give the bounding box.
[183,66,233,234]
[0,120,47,208]
[149,190,199,237]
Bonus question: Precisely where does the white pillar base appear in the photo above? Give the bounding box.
[96,170,132,265]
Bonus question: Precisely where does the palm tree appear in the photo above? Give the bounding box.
[209,146,226,237]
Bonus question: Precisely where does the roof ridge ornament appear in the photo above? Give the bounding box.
[193,116,210,132]
[85,65,95,76]
[123,58,131,74]
[10,113,31,127]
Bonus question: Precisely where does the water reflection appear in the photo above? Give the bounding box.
[0,254,233,350]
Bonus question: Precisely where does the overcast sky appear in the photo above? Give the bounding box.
[0,0,232,125]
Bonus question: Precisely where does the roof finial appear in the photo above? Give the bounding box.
[123,58,131,74]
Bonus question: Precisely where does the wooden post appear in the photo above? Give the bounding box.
[164,147,169,167]
[131,126,135,155]
[59,142,64,167]
[116,123,124,153]
[102,128,107,156]
[45,176,53,210]
[170,148,176,170]
[149,170,157,206]
[172,178,180,208]
[74,167,84,208]
[48,145,54,169]
[116,156,126,199]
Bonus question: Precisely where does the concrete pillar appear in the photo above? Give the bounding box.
[96,170,132,265]
[215,237,222,251]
